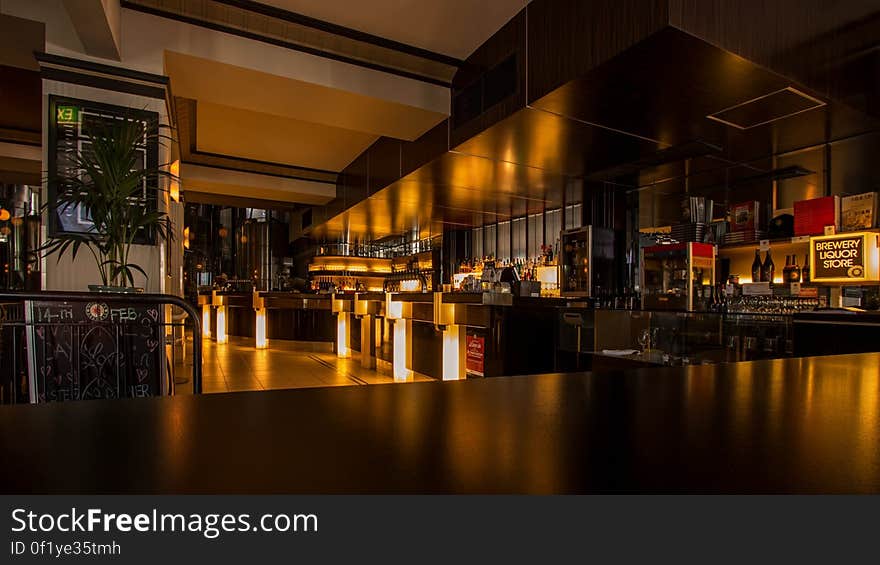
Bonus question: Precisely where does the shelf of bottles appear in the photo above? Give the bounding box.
[452,245,559,296]
[308,256,391,293]
[316,236,440,259]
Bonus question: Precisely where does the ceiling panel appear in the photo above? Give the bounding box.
[453,106,662,178]
[314,151,568,239]
[254,0,529,59]
[196,102,377,171]
[165,51,447,141]
[313,24,880,242]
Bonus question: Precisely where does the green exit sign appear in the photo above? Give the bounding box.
[56,105,79,124]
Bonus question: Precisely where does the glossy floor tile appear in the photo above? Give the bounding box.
[174,336,431,394]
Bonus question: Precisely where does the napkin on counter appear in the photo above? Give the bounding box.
[601,349,639,356]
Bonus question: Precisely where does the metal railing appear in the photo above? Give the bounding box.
[0,291,202,402]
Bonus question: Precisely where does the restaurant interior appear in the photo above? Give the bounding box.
[0,0,879,493]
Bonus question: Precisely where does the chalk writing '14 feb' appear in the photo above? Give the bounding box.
[38,307,73,323]
[109,307,138,323]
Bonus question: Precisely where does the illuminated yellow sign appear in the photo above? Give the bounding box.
[810,232,880,283]
[56,106,79,124]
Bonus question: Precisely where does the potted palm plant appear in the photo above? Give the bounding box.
[42,115,175,292]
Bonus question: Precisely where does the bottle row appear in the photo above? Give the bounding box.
[751,250,811,283]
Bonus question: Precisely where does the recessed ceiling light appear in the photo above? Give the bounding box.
[707,87,826,130]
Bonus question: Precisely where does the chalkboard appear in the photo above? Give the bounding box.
[25,299,165,402]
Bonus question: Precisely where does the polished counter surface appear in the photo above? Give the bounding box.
[2,353,879,493]
[793,309,880,324]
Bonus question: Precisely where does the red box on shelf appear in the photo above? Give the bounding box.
[794,196,839,236]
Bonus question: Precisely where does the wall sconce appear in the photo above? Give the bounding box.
[0,209,9,222]
[218,225,228,238]
[169,159,180,202]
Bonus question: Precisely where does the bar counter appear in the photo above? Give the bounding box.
[793,309,880,356]
[2,352,878,493]
[383,292,568,378]
[198,290,335,344]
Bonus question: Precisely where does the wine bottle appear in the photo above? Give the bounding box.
[783,254,793,282]
[802,253,810,283]
[751,249,762,282]
[790,255,801,283]
[762,250,775,283]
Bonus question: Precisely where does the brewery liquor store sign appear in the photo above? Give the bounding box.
[810,232,879,283]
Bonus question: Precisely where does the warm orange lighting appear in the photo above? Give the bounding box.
[10,216,23,227]
[0,226,10,236]
[201,304,212,339]
[392,321,409,381]
[0,209,9,222]
[442,325,463,381]
[183,226,190,249]
[255,308,267,349]
[169,159,180,202]
[336,313,350,358]
[309,256,392,273]
[386,296,403,320]
[218,226,228,238]
[215,306,228,344]
[452,271,482,288]
[240,234,248,244]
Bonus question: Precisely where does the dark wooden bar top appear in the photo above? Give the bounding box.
[2,353,879,493]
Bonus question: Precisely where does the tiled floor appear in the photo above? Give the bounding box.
[174,336,431,394]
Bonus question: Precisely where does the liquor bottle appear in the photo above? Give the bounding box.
[789,255,801,283]
[751,249,762,282]
[783,254,793,282]
[802,253,810,284]
[719,284,728,314]
[762,250,775,283]
[709,284,719,312]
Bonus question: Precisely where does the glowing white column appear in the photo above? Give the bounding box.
[392,320,410,381]
[255,308,267,349]
[442,324,464,381]
[216,305,228,344]
[336,312,350,358]
[201,304,212,339]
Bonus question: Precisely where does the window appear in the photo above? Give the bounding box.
[497,221,511,262]
[511,217,526,260]
[483,224,497,258]
[527,213,542,258]
[472,227,483,259]
[545,209,562,250]
[565,203,583,230]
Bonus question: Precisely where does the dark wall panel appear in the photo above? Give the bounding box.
[526,0,668,103]
[669,0,880,117]
[401,120,448,178]
[450,9,527,148]
[368,137,401,195]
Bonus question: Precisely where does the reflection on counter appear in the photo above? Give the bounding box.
[557,308,797,372]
